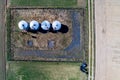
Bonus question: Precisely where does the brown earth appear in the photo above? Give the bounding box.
[11,9,72,50]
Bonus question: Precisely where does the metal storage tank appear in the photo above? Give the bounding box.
[18,20,28,30]
[41,20,50,30]
[52,21,61,31]
[30,20,39,30]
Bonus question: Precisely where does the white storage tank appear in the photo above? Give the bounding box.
[52,21,61,31]
[41,20,50,30]
[18,20,28,30]
[30,20,39,30]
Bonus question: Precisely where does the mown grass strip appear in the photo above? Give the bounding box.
[6,9,12,61]
[7,61,87,80]
[10,0,77,8]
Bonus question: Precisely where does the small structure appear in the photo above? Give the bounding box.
[30,20,39,30]
[52,21,61,31]
[27,40,33,47]
[48,40,55,49]
[18,20,28,31]
[80,62,88,74]
[41,20,50,30]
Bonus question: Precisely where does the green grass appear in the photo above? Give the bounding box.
[7,61,87,80]
[6,9,12,60]
[10,0,77,7]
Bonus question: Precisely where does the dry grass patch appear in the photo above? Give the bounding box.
[11,9,72,50]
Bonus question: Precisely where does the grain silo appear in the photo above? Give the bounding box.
[30,20,39,30]
[41,20,50,30]
[18,20,28,30]
[52,21,61,31]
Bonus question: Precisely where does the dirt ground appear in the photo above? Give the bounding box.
[8,8,88,61]
[11,9,72,50]
[77,0,86,8]
[95,0,120,80]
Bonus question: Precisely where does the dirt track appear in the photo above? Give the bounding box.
[95,0,120,80]
[0,0,6,80]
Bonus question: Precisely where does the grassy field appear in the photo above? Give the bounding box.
[6,9,12,60]
[0,0,6,80]
[7,62,87,80]
[10,0,77,7]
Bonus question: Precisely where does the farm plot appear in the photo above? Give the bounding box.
[8,8,86,61]
[6,1,89,80]
[5,7,89,61]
